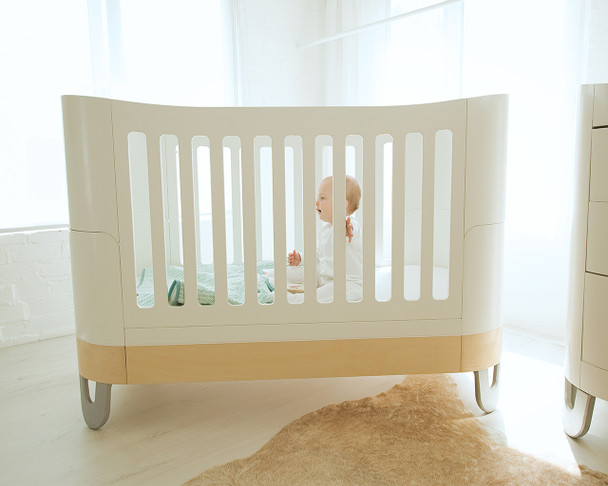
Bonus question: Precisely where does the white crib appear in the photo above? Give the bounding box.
[63,94,508,429]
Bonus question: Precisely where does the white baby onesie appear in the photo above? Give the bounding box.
[287,219,363,303]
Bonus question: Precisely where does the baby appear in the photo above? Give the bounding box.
[287,175,363,303]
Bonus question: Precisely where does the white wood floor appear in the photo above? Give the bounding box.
[1,330,607,485]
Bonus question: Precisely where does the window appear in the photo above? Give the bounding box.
[0,1,90,230]
[0,0,232,230]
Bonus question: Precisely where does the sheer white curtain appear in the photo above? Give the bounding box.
[91,0,234,106]
[461,0,583,340]
[0,0,233,230]
[382,0,464,105]
[324,0,391,105]
[322,0,604,340]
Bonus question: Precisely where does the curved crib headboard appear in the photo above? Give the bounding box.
[63,95,508,344]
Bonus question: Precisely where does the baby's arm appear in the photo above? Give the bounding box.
[288,250,302,266]
[346,217,354,243]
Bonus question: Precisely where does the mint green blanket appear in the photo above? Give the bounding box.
[136,262,275,308]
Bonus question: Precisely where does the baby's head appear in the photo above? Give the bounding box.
[345,175,361,216]
[316,175,361,223]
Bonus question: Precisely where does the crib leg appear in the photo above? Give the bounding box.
[473,363,500,413]
[563,378,595,439]
[79,375,112,430]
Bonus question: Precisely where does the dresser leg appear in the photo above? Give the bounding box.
[474,363,500,413]
[563,378,595,438]
[79,375,112,430]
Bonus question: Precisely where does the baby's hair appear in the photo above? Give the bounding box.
[345,175,361,216]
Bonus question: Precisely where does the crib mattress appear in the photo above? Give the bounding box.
[135,264,450,307]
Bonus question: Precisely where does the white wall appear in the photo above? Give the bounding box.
[582,0,608,84]
[0,229,74,347]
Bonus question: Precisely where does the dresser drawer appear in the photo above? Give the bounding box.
[587,202,608,276]
[595,84,608,128]
[590,128,608,202]
[582,273,608,371]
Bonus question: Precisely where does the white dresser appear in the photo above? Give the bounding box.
[564,83,608,438]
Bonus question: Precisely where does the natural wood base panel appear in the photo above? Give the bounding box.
[126,336,464,384]
[77,339,127,384]
[77,328,502,385]
[462,327,502,372]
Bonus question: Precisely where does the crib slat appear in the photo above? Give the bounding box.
[229,138,244,266]
[333,140,347,304]
[254,138,264,263]
[449,128,465,303]
[420,132,436,301]
[352,136,364,229]
[362,135,376,303]
[272,137,287,307]
[210,137,228,306]
[121,132,145,308]
[178,135,197,308]
[375,137,385,273]
[315,136,329,193]
[240,137,259,306]
[147,133,169,307]
[293,140,304,253]
[191,138,204,269]
[303,136,317,304]
[162,135,181,267]
[391,135,406,301]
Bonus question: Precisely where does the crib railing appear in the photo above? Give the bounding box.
[65,97,478,331]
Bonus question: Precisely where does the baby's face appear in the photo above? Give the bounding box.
[316,178,333,223]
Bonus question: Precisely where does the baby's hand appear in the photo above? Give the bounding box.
[346,217,354,243]
[288,250,301,266]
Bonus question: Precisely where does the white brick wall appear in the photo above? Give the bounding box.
[0,228,75,347]
[585,0,608,83]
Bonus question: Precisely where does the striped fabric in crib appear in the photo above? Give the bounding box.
[136,262,275,308]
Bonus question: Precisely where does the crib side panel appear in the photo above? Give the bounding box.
[464,95,509,232]
[87,99,506,349]
[565,85,595,387]
[63,96,126,352]
[461,94,508,335]
[69,231,125,347]
[462,224,504,335]
[108,101,467,335]
[62,96,119,238]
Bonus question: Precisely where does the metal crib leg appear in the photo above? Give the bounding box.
[563,378,596,439]
[474,363,500,413]
[79,375,112,430]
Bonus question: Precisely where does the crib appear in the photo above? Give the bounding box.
[63,94,508,429]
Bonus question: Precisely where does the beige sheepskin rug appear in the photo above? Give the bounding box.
[184,374,608,485]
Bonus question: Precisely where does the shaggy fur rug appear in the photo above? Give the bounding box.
[184,375,608,485]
